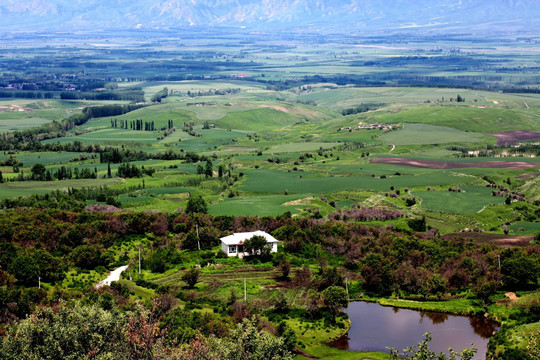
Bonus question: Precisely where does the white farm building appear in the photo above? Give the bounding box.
[220,230,278,257]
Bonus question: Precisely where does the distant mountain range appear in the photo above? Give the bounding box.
[1,0,539,33]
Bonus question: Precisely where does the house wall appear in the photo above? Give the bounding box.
[220,240,278,257]
[221,242,229,255]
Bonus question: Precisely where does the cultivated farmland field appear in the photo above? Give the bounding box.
[0,33,538,236]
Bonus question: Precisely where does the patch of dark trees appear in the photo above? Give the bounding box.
[60,87,144,102]
[341,103,384,116]
[0,91,54,99]
[150,87,168,103]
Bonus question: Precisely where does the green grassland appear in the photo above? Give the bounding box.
[0,178,122,200]
[379,123,487,145]
[238,169,477,195]
[0,100,133,132]
[2,83,539,235]
[210,194,314,217]
[351,104,540,133]
[0,151,95,167]
[413,185,506,214]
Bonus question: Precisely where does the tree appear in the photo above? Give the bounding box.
[276,321,297,353]
[243,235,270,257]
[150,87,168,103]
[279,259,291,281]
[388,332,476,360]
[181,268,200,289]
[224,317,293,360]
[107,163,112,178]
[205,159,213,177]
[197,164,204,175]
[408,216,427,232]
[527,331,540,359]
[147,249,168,273]
[0,304,129,360]
[426,273,448,299]
[185,195,208,214]
[0,170,3,183]
[322,286,348,319]
[502,255,539,289]
[182,230,200,250]
[70,244,103,270]
[361,253,392,294]
[31,163,46,181]
[8,255,39,286]
[472,278,500,307]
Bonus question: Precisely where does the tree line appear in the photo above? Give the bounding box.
[60,87,144,102]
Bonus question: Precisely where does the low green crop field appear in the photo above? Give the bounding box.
[0,151,94,167]
[379,123,486,145]
[353,104,540,133]
[80,103,197,130]
[0,100,88,131]
[176,127,247,152]
[174,103,260,121]
[0,117,53,131]
[413,185,506,214]
[266,142,340,154]
[239,169,476,194]
[0,178,121,199]
[44,128,158,145]
[509,221,540,235]
[209,194,311,216]
[216,108,299,131]
[298,86,526,110]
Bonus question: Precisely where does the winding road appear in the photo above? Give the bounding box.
[96,265,129,288]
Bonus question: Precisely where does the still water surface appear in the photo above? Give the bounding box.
[331,301,498,360]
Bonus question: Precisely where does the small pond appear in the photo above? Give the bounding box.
[330,301,498,360]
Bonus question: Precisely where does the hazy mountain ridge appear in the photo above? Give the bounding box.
[1,0,539,33]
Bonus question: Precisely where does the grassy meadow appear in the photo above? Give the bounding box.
[1,82,539,235]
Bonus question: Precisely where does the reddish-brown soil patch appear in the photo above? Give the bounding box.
[371,157,539,170]
[516,172,540,179]
[85,204,123,213]
[441,233,533,247]
[487,130,540,146]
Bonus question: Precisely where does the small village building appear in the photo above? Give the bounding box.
[220,230,278,257]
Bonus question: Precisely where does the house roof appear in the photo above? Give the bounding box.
[220,230,278,246]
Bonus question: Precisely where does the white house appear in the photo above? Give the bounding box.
[220,230,278,257]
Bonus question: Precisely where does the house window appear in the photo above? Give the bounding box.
[229,245,237,253]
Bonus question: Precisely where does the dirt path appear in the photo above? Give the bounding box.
[295,348,318,359]
[96,265,129,288]
[524,101,530,109]
[389,144,396,153]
